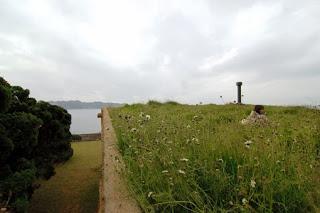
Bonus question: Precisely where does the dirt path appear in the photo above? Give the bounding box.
[99,108,141,213]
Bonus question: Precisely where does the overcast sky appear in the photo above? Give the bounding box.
[1,0,320,105]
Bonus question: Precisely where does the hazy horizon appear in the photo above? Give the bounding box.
[1,0,320,106]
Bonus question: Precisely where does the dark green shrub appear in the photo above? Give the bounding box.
[165,101,181,105]
[147,100,162,106]
[14,197,29,213]
[0,76,73,212]
[0,83,12,113]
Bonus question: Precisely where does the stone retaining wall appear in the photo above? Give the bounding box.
[97,108,141,213]
[79,133,101,141]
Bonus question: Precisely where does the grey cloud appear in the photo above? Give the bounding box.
[1,0,320,105]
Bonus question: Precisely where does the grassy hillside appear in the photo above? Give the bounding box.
[109,102,320,212]
[29,141,102,213]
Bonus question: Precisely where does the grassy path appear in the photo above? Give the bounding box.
[29,141,102,213]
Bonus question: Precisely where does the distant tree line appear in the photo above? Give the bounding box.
[0,77,73,212]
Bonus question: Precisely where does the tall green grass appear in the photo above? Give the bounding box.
[110,104,320,212]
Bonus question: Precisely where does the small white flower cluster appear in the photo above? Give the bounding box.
[244,140,253,148]
[147,191,153,198]
[139,112,145,117]
[192,137,199,143]
[177,169,186,175]
[250,179,256,188]
[180,158,189,162]
[139,112,151,121]
[242,198,248,205]
[217,158,224,163]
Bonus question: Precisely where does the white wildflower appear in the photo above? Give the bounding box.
[139,112,144,117]
[250,179,256,188]
[180,158,189,162]
[145,114,151,120]
[217,158,224,163]
[130,128,137,133]
[244,140,253,148]
[229,201,234,206]
[244,140,253,145]
[147,191,153,198]
[192,137,199,143]
[177,169,186,175]
[242,198,248,205]
[162,170,169,174]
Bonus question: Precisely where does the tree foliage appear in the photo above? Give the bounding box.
[0,77,73,212]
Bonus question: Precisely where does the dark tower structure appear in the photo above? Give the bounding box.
[236,82,242,104]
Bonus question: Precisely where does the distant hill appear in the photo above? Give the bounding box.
[49,100,124,109]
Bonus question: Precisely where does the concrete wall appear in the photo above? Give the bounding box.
[97,108,140,213]
[79,133,101,141]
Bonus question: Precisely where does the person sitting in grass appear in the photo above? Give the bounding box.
[241,105,268,125]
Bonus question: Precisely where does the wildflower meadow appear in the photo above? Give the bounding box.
[109,102,320,212]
